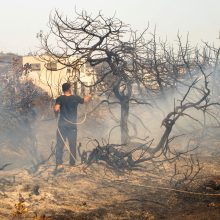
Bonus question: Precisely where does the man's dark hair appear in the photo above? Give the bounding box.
[62,82,71,92]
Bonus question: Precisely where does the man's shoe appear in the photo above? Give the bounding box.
[52,164,64,175]
[69,161,76,166]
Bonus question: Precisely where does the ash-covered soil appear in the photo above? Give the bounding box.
[1,118,220,219]
[1,158,220,220]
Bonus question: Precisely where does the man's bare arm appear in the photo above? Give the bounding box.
[83,95,92,103]
[54,104,60,118]
[54,104,60,112]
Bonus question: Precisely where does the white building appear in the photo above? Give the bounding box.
[22,55,96,98]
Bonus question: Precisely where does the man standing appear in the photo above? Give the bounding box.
[54,82,91,168]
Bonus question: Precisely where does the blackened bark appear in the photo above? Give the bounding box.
[113,79,131,145]
[120,98,130,145]
[149,122,173,155]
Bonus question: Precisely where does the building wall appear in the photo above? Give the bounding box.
[22,55,96,98]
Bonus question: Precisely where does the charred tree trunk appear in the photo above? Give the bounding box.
[149,120,174,155]
[120,98,130,145]
[113,78,132,145]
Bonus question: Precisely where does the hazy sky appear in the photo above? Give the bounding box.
[0,0,219,55]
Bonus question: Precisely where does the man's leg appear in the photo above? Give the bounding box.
[55,126,66,166]
[67,127,77,166]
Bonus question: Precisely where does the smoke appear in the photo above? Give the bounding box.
[0,54,53,169]
[76,69,220,156]
[1,58,220,170]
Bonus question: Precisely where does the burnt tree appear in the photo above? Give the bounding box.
[39,10,150,144]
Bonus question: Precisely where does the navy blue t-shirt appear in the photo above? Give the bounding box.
[56,95,84,127]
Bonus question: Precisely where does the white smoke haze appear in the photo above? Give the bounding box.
[1,26,220,171]
[0,40,220,220]
[1,3,220,218]
[0,62,219,172]
[67,70,219,161]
